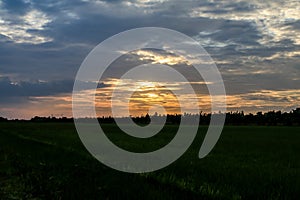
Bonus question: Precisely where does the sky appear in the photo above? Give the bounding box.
[0,0,300,119]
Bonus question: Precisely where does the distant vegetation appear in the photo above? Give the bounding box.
[1,108,300,126]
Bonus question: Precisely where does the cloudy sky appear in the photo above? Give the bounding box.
[0,0,299,119]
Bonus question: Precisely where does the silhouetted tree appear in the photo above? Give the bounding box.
[1,108,299,126]
[0,117,8,122]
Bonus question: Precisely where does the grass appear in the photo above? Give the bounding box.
[0,122,299,199]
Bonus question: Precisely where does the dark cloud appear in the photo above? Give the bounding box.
[0,41,91,80]
[288,20,300,30]
[242,95,289,103]
[0,77,73,98]
[214,21,261,45]
[0,0,299,117]
[2,0,31,14]
[0,76,108,104]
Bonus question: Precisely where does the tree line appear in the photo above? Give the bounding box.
[1,108,300,126]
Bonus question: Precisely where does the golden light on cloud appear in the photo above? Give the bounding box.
[94,79,183,117]
[128,82,181,116]
[225,89,300,112]
[93,76,300,117]
[7,83,300,119]
[134,50,189,66]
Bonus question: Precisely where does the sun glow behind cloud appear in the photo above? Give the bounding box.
[93,78,193,117]
[14,85,300,119]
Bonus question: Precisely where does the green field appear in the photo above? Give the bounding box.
[0,122,299,199]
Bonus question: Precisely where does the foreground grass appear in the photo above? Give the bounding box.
[0,122,299,199]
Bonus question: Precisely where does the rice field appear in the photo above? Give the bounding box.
[0,122,299,199]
